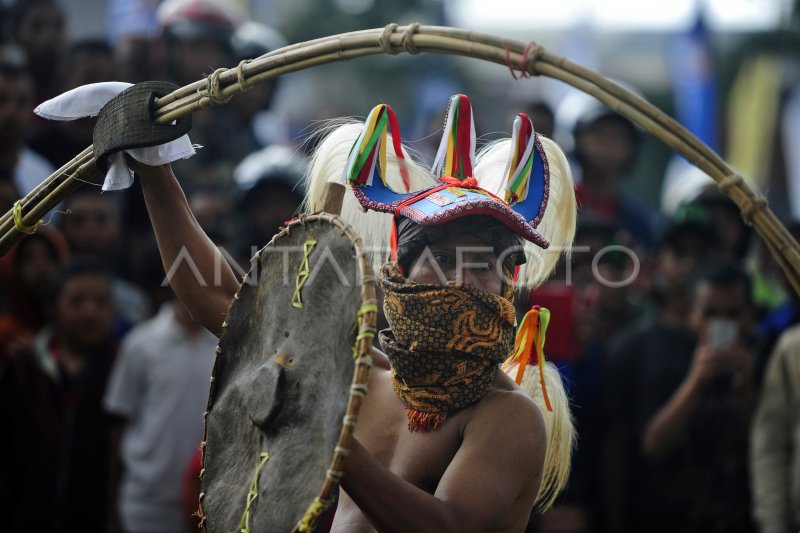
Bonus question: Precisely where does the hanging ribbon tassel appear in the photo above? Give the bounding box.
[386,106,411,191]
[390,217,399,262]
[342,104,410,191]
[406,408,445,432]
[431,94,477,181]
[502,306,553,412]
[535,307,552,412]
[503,113,536,205]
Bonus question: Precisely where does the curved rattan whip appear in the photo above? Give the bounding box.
[2,23,799,293]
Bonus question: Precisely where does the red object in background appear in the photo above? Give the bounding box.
[528,284,579,362]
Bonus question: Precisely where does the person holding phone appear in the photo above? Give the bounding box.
[607,260,756,533]
[640,263,756,533]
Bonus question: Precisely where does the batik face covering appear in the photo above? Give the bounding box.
[379,261,516,431]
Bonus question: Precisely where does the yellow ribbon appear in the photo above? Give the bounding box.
[238,452,270,533]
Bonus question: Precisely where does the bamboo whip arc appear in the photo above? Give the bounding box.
[2,23,799,294]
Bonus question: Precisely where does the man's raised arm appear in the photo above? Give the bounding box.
[130,160,239,336]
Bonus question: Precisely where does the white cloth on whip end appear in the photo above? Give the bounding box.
[34,81,195,191]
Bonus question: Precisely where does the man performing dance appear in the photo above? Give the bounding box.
[119,92,575,531]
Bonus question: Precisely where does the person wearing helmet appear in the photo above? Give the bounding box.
[232,145,305,263]
[157,0,241,87]
[156,0,244,192]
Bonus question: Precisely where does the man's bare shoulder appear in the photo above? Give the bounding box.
[433,371,547,530]
[370,346,391,371]
[466,371,546,445]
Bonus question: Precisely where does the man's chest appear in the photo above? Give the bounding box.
[354,368,463,491]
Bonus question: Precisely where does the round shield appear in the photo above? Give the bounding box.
[200,214,376,532]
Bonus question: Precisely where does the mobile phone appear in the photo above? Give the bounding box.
[707,319,737,348]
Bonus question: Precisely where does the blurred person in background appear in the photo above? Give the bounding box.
[106,183,234,533]
[0,258,119,533]
[569,216,643,356]
[188,185,235,248]
[558,91,654,251]
[158,0,242,88]
[602,204,720,532]
[695,191,752,262]
[106,0,161,83]
[609,258,756,533]
[185,184,238,279]
[232,144,305,265]
[158,0,243,192]
[60,187,152,326]
[0,227,69,377]
[104,292,217,533]
[750,322,800,533]
[28,39,117,169]
[6,0,66,102]
[0,173,18,216]
[228,21,287,155]
[0,56,55,197]
[529,216,642,533]
[60,188,124,268]
[641,263,756,532]
[750,222,800,390]
[524,100,555,140]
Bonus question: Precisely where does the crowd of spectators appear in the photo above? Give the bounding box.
[0,1,798,533]
[523,92,798,533]
[0,1,303,531]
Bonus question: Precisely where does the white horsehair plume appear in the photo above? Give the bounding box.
[303,120,436,272]
[474,135,577,291]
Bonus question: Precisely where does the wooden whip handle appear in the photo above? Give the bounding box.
[319,182,345,216]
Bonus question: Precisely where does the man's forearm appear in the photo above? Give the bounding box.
[138,165,238,335]
[340,439,460,533]
[642,378,701,460]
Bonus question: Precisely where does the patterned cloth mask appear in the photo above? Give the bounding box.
[379,262,516,431]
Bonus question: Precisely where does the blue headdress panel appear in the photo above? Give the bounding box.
[503,113,550,228]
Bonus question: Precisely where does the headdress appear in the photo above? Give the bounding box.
[306,93,576,291]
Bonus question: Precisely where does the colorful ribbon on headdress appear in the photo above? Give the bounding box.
[502,305,552,411]
[343,103,410,191]
[503,113,536,205]
[431,94,477,181]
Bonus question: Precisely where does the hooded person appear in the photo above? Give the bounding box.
[304,94,577,519]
